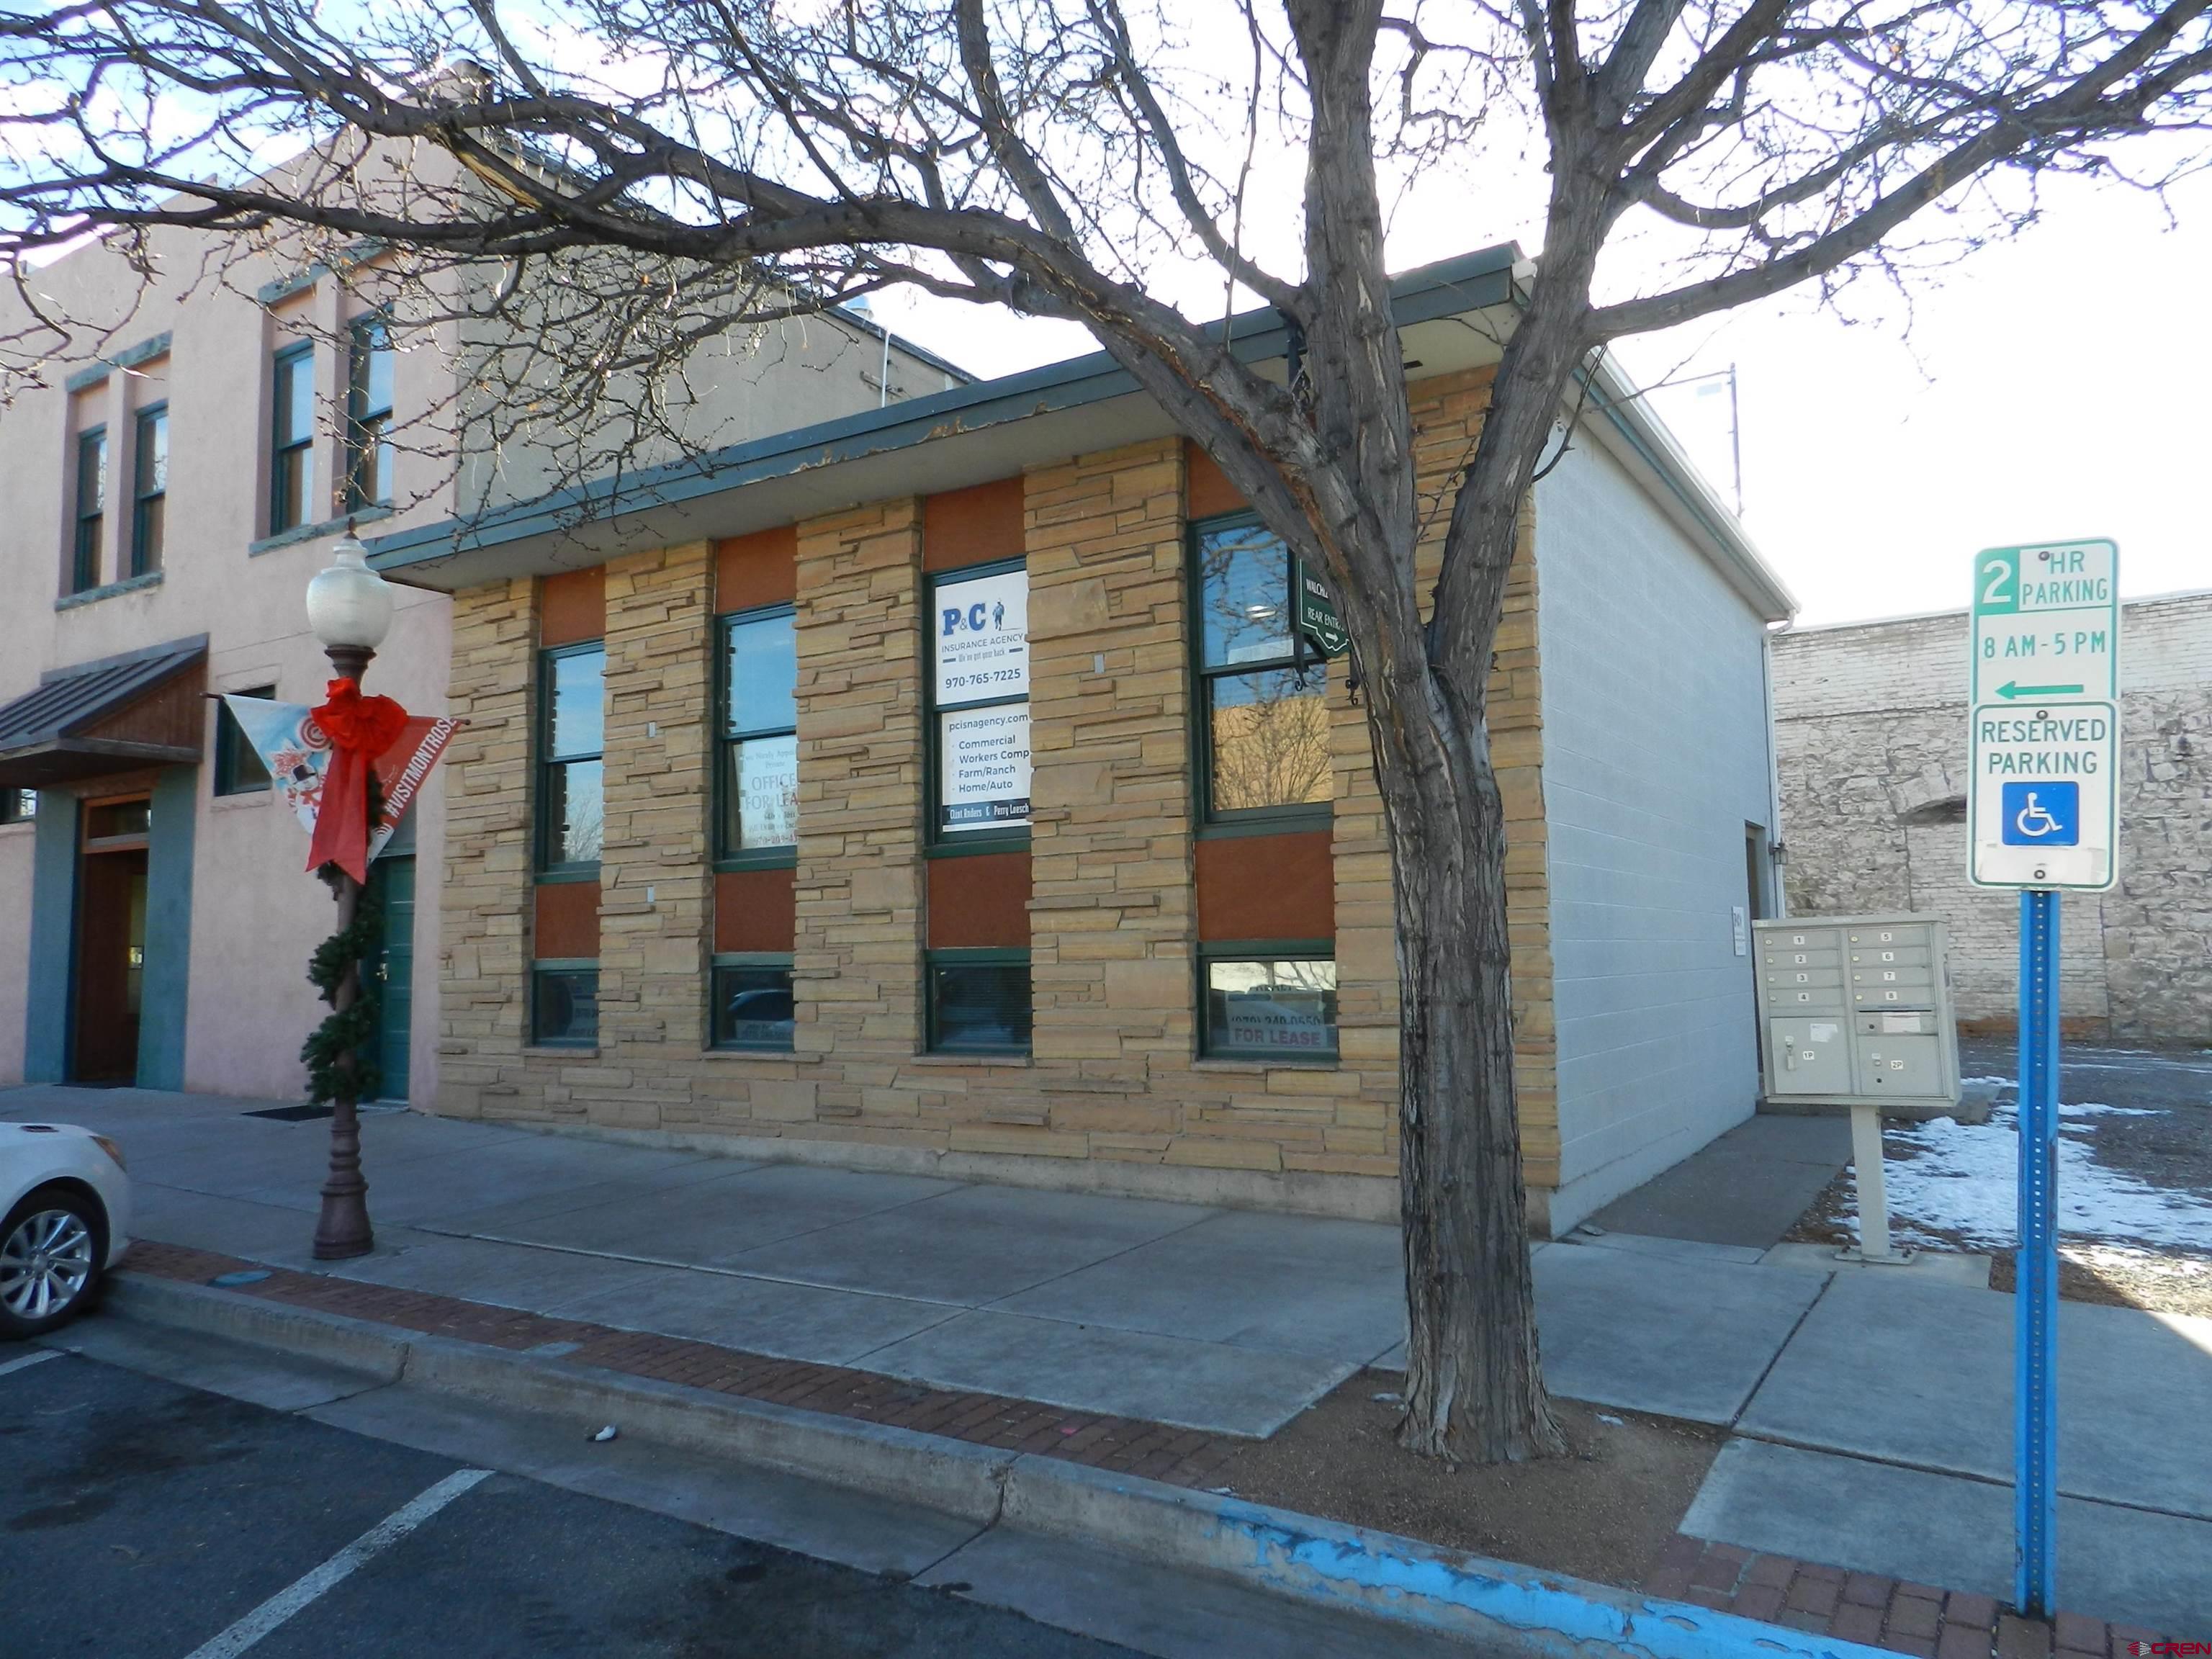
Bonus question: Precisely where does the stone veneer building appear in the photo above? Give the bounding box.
[371,247,1796,1235]
[1773,588,2212,1043]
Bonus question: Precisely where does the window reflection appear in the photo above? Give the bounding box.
[1207,667,1331,811]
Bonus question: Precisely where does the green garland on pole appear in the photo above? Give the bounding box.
[300,882,382,1106]
[300,772,387,1106]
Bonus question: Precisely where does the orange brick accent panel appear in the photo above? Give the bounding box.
[714,526,798,612]
[534,880,600,959]
[1196,830,1333,942]
[715,866,797,954]
[1185,441,1246,520]
[539,567,606,647]
[927,850,1033,949]
[924,477,1024,571]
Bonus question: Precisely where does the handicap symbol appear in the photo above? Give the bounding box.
[2000,781,2079,848]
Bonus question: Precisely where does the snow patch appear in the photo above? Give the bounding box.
[1856,1099,2212,1254]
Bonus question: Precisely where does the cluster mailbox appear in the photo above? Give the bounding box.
[1755,915,1960,1110]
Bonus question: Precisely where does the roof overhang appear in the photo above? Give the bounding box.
[367,246,1525,590]
[364,243,1794,626]
[0,636,207,790]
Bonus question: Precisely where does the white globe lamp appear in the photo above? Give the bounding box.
[305,532,395,657]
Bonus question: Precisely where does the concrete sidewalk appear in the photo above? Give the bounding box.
[7,1084,2209,1629]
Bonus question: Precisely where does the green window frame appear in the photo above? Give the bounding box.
[926,556,1030,857]
[925,948,1033,1056]
[270,341,316,534]
[536,641,606,878]
[716,604,798,868]
[345,315,395,513]
[1188,513,1333,834]
[131,404,168,577]
[214,686,276,796]
[710,953,796,1052]
[0,790,35,825]
[531,961,600,1048]
[71,426,106,593]
[1197,941,1339,1062]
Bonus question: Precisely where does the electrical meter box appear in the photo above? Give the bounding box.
[1754,915,1961,1112]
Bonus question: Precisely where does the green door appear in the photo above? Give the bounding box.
[364,854,414,1102]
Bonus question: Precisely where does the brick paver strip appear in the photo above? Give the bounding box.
[122,1241,2180,1652]
[1647,1535,2174,1657]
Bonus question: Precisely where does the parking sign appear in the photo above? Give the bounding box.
[1966,540,2120,890]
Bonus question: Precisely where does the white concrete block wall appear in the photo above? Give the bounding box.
[1773,590,2212,1042]
[1534,440,1778,1231]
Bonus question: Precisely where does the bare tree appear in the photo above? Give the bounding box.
[4,0,2206,1462]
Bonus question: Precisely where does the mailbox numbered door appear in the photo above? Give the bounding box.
[1856,1014,1943,1094]
[1768,1017,1848,1094]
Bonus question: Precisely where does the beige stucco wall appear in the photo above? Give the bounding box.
[0,223,459,1099]
[0,201,943,1097]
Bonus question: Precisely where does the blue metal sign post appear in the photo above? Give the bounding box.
[2015,889,2062,1617]
[1973,540,2121,1619]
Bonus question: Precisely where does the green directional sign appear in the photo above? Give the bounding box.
[1295,559,1349,659]
[1970,539,2119,704]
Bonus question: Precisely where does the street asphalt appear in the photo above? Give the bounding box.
[0,1349,1141,1659]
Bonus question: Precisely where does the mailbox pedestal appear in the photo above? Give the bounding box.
[1755,915,1962,1264]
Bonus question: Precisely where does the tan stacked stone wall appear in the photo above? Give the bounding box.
[436,574,547,1118]
[1403,369,1558,1193]
[433,365,1560,1218]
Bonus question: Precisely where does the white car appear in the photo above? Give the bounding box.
[1,1122,131,1339]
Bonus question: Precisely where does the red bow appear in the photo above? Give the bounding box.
[307,678,410,883]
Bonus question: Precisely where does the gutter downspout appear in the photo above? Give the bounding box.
[1761,621,1790,919]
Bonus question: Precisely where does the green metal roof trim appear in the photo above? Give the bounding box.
[62,331,173,395]
[0,634,207,755]
[366,244,1523,573]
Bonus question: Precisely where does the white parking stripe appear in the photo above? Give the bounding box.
[181,1467,492,1659]
[0,1349,62,1377]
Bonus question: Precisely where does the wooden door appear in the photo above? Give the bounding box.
[72,846,148,1084]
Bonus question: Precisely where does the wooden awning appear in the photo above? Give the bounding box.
[0,635,207,789]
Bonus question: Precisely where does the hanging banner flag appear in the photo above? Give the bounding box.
[222,691,462,880]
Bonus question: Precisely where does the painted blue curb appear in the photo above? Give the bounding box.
[1231,1504,1889,1659]
[1007,1459,1892,1659]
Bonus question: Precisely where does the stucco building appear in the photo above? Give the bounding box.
[0,220,960,1102]
[1773,589,2212,1043]
[367,247,1797,1236]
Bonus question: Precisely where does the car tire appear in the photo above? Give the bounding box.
[0,1184,108,1340]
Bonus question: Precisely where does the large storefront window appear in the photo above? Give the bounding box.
[1192,518,1331,823]
[719,606,798,859]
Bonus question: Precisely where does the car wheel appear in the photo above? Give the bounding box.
[0,1185,107,1339]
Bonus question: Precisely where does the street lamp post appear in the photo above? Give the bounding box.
[304,531,394,1262]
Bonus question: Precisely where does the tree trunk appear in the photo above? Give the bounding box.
[1377,667,1564,1463]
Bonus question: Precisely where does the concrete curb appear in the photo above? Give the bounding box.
[106,1271,1887,1659]
[104,1274,410,1383]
